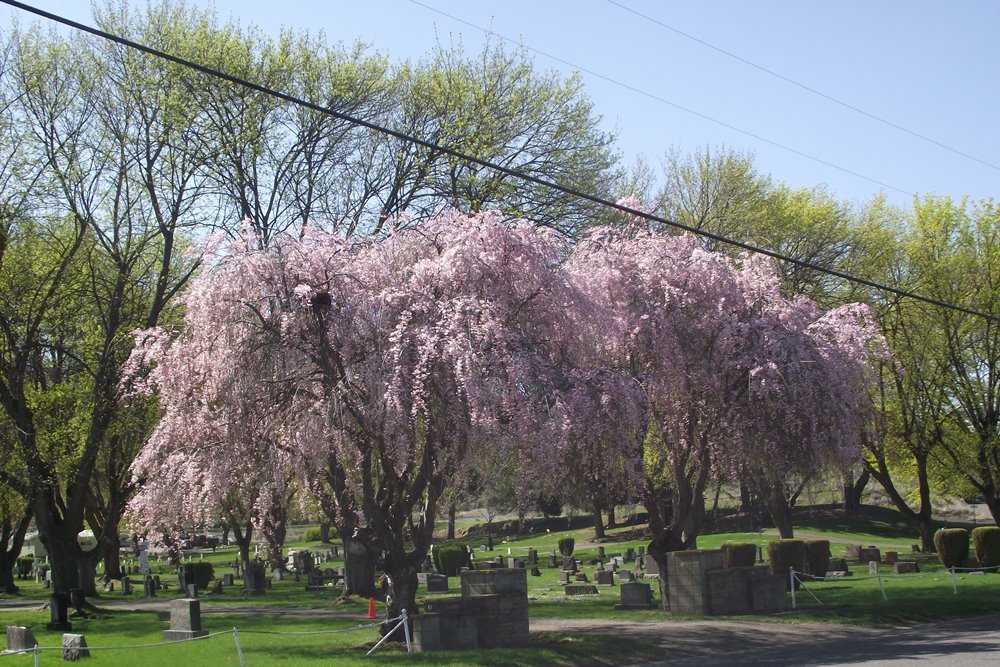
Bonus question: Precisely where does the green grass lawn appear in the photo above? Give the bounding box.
[3,506,999,664]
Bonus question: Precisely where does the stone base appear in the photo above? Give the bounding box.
[163,630,208,641]
[45,621,72,631]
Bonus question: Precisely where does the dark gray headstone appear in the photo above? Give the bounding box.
[595,569,614,585]
[564,584,599,595]
[163,598,208,641]
[615,581,655,609]
[46,593,72,631]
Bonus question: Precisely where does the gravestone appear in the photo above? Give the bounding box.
[559,570,571,585]
[425,574,449,593]
[643,554,660,577]
[222,574,234,586]
[163,598,208,641]
[47,593,72,631]
[618,569,635,582]
[564,584,599,595]
[597,546,605,559]
[530,566,541,577]
[272,569,284,581]
[210,580,223,595]
[595,569,614,585]
[859,547,881,564]
[894,561,919,574]
[306,570,324,589]
[615,581,655,610]
[911,544,921,554]
[144,577,156,598]
[153,575,162,589]
[624,547,635,562]
[868,561,879,574]
[186,583,198,598]
[4,626,38,654]
[562,556,576,572]
[885,551,898,565]
[845,544,861,560]
[61,633,90,661]
[638,545,645,559]
[527,548,537,564]
[122,577,133,595]
[574,572,589,582]
[547,554,558,568]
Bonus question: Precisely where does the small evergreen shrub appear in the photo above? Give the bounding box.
[15,555,34,577]
[972,526,1000,571]
[303,527,322,542]
[934,528,970,569]
[767,539,806,590]
[558,537,575,557]
[721,542,757,569]
[433,544,469,577]
[182,562,215,589]
[804,540,831,577]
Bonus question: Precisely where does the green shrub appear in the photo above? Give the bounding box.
[767,539,806,590]
[433,544,469,577]
[721,542,757,569]
[558,537,575,557]
[15,555,34,577]
[972,526,1000,571]
[804,540,831,577]
[181,561,215,589]
[934,528,970,569]
[303,527,322,542]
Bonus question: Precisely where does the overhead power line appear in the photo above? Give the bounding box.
[607,0,1000,174]
[0,0,995,324]
[408,0,915,198]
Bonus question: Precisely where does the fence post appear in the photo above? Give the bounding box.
[951,566,958,595]
[34,644,39,667]
[402,608,412,653]
[233,627,247,667]
[877,571,887,601]
[789,566,797,609]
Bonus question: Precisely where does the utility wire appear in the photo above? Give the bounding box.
[409,0,915,198]
[1,0,995,324]
[607,0,1000,174]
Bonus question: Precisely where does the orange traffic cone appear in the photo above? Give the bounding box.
[366,597,377,619]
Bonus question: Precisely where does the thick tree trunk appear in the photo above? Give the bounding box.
[447,503,456,541]
[32,504,84,594]
[842,469,870,516]
[342,536,377,599]
[383,563,418,639]
[319,523,331,544]
[101,537,123,580]
[606,504,617,529]
[866,453,936,552]
[0,511,31,594]
[77,551,100,597]
[592,501,606,540]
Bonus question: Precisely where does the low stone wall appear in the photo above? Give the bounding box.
[667,550,785,616]
[413,568,529,652]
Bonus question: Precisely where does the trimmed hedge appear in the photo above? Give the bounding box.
[15,556,33,577]
[804,540,831,578]
[558,537,575,557]
[767,539,806,590]
[182,562,215,589]
[721,542,757,569]
[433,544,469,577]
[303,527,322,542]
[934,528,970,569]
[972,526,1000,571]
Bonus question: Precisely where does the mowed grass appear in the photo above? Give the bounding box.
[3,505,1000,664]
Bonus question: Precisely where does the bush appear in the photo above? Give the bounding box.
[934,528,970,569]
[721,542,757,569]
[972,526,1000,571]
[767,539,806,590]
[15,556,34,577]
[303,527,322,542]
[433,544,469,577]
[804,540,831,577]
[558,537,575,557]
[181,562,215,589]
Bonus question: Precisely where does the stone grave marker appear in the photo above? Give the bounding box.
[894,561,919,574]
[562,556,577,572]
[597,546,605,559]
[859,547,881,564]
[624,547,636,561]
[222,573,234,586]
[122,577,133,595]
[868,561,879,574]
[559,571,571,585]
[530,566,541,577]
[574,572,589,582]
[643,554,660,577]
[547,553,558,568]
[615,581,655,609]
[564,584,599,595]
[527,548,537,564]
[595,570,614,585]
[885,551,899,565]
[638,545,645,559]
[4,626,38,654]
[425,574,449,593]
[845,544,861,560]
[618,569,635,582]
[61,633,89,661]
[163,598,208,641]
[143,577,156,598]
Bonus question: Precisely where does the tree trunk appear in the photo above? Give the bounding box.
[77,550,100,597]
[383,562,417,639]
[866,452,936,552]
[101,537,123,580]
[447,502,456,541]
[0,511,31,594]
[342,536,377,599]
[606,504,617,529]
[842,469,870,516]
[319,523,331,544]
[592,501,606,540]
[31,503,84,594]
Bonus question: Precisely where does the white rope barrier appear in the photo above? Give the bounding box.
[789,562,1000,605]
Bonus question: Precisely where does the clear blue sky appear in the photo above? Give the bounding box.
[3,0,998,211]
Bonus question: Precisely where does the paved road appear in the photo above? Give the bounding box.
[531,614,1000,666]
